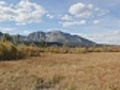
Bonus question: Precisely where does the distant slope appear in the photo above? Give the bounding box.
[0,31,96,46]
[27,31,46,42]
[0,32,3,37]
[27,31,95,46]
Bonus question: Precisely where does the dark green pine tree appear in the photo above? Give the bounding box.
[40,39,46,47]
[1,33,11,42]
[15,34,21,44]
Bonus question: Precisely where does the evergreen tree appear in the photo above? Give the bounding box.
[15,34,21,43]
[40,39,46,47]
[2,33,11,42]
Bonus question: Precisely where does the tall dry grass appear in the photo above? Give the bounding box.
[0,42,40,60]
[39,46,120,54]
[0,41,120,61]
[0,53,120,90]
[0,41,23,60]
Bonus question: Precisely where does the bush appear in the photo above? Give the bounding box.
[0,42,41,61]
[17,45,40,57]
[0,42,24,60]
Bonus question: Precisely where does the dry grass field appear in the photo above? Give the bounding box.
[0,52,120,90]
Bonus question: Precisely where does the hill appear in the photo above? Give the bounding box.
[0,31,95,47]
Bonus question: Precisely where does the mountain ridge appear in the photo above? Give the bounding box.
[0,31,96,47]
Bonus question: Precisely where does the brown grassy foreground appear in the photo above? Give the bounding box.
[0,53,120,90]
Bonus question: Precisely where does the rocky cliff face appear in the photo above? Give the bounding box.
[0,32,3,37]
[0,31,96,46]
[26,31,95,46]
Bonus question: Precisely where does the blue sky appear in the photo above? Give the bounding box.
[0,0,120,44]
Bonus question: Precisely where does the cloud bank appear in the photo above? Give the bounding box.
[0,0,46,24]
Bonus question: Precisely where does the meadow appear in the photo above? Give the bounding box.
[0,41,120,90]
[0,52,120,90]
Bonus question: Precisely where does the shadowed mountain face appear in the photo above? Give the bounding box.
[26,31,95,46]
[0,31,95,46]
[0,32,3,37]
[27,31,46,42]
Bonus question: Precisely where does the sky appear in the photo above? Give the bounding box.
[0,0,120,45]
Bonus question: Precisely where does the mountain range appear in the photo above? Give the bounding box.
[0,31,96,47]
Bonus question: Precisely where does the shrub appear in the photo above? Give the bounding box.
[17,45,40,57]
[0,42,24,60]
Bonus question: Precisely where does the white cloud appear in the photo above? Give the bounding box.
[97,10,109,17]
[69,3,109,19]
[60,2,110,27]
[0,1,6,5]
[61,20,86,27]
[46,14,54,19]
[88,4,93,9]
[118,20,120,23]
[93,20,101,24]
[69,3,93,18]
[80,20,86,25]
[0,27,16,33]
[23,30,32,35]
[61,14,73,21]
[94,7,109,17]
[95,7,100,11]
[0,0,46,24]
[47,28,64,32]
[75,31,120,45]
